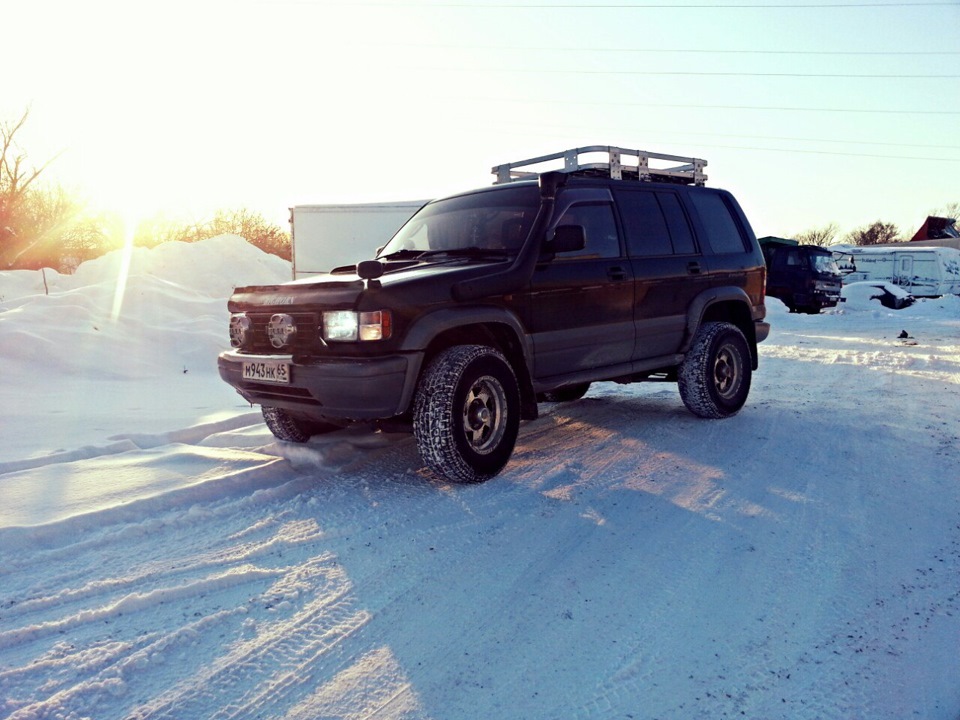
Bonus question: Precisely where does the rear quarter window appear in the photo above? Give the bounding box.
[689,191,748,254]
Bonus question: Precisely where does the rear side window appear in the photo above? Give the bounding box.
[615,190,671,256]
[615,189,698,256]
[689,191,748,254]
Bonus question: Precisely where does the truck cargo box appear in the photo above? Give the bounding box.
[290,201,426,280]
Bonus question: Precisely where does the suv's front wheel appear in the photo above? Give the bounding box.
[413,345,520,483]
[262,406,339,443]
[678,321,752,419]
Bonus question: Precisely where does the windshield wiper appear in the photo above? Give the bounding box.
[379,249,427,260]
[415,247,511,259]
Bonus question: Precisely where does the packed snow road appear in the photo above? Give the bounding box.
[1,239,958,719]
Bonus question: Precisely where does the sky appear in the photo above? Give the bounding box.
[4,0,959,240]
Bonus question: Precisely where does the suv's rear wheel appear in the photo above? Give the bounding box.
[262,406,338,443]
[413,345,520,483]
[678,321,751,419]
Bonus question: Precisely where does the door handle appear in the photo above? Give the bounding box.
[687,261,702,275]
[607,266,628,282]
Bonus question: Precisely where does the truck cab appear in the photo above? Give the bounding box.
[759,237,842,314]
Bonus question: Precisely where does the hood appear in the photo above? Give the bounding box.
[227,256,510,312]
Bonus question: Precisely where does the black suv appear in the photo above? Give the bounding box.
[219,147,769,483]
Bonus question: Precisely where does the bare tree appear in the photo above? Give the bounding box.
[133,213,202,248]
[795,222,840,247]
[135,208,291,260]
[845,220,902,246]
[208,208,291,260]
[932,201,959,220]
[1,108,65,269]
[1,109,53,204]
[6,184,109,271]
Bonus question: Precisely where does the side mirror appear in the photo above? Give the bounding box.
[356,260,384,280]
[550,225,586,254]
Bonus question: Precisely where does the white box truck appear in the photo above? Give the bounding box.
[290,201,426,280]
[831,245,960,297]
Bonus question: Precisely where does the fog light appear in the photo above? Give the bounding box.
[229,313,251,348]
[267,313,297,349]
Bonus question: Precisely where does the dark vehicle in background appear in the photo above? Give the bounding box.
[219,146,769,483]
[759,236,843,314]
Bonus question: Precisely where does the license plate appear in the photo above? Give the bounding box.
[242,359,290,384]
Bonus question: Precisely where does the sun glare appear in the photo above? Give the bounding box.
[110,213,138,322]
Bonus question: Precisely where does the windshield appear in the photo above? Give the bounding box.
[811,253,841,275]
[378,185,541,258]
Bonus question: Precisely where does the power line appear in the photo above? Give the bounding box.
[487,122,960,160]
[430,67,959,78]
[477,122,960,162]
[451,96,960,115]
[638,142,960,162]
[361,42,960,56]
[331,2,959,7]
[471,109,960,158]
[598,128,960,151]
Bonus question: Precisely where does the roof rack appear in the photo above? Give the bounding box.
[492,145,707,187]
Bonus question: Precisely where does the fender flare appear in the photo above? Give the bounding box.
[682,286,758,356]
[396,306,536,415]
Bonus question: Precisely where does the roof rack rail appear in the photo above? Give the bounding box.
[492,145,707,187]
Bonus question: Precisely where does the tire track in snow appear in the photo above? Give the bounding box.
[0,428,437,719]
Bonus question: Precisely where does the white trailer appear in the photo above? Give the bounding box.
[831,245,960,297]
[290,201,427,280]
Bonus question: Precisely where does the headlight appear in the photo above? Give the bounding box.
[229,313,251,348]
[322,310,392,342]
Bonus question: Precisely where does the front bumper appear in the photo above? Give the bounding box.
[796,290,842,309]
[217,350,421,421]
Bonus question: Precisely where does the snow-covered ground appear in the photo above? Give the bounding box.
[1,237,958,719]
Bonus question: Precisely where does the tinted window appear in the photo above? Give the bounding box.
[689,191,747,254]
[555,203,621,259]
[614,190,672,256]
[657,193,697,255]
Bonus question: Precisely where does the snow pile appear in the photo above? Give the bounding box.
[0,236,290,460]
[0,235,289,377]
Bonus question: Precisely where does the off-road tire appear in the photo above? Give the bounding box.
[413,345,520,483]
[262,406,337,443]
[678,321,751,419]
[540,382,591,403]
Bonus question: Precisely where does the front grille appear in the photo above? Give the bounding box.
[245,312,320,353]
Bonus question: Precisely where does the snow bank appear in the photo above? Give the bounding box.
[0,235,289,379]
[0,236,291,459]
